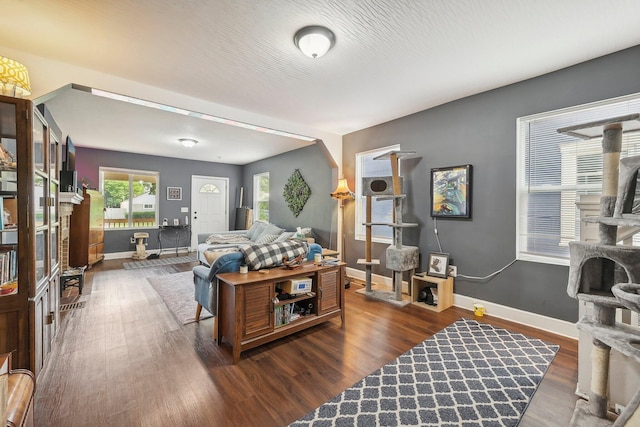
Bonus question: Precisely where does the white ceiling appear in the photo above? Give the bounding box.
[2,0,640,164]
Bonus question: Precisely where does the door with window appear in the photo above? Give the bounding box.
[191,176,229,248]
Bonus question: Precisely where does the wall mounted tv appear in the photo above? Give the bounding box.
[63,136,76,172]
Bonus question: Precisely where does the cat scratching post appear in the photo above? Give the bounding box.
[357,150,418,306]
[359,195,379,293]
[560,114,640,426]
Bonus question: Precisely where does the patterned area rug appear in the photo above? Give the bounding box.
[146,271,212,325]
[123,254,197,270]
[290,318,559,427]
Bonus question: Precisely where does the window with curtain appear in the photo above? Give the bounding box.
[253,172,269,222]
[355,144,400,243]
[100,167,159,229]
[516,93,640,265]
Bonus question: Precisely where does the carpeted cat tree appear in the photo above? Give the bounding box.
[560,114,640,426]
[357,150,418,306]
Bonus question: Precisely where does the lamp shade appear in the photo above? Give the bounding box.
[0,57,31,98]
[294,26,335,59]
[331,177,354,200]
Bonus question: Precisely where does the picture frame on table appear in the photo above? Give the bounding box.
[430,164,472,219]
[167,186,182,201]
[427,252,449,278]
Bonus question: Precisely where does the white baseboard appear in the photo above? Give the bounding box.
[345,267,578,340]
[453,294,578,339]
[105,251,133,260]
[104,248,193,260]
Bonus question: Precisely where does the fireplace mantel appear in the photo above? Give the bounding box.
[60,191,84,205]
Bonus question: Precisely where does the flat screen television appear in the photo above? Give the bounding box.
[63,136,76,172]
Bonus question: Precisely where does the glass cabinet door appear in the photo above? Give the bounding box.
[33,109,47,174]
[50,225,58,273]
[0,100,19,297]
[35,231,47,285]
[34,175,46,228]
[49,131,59,181]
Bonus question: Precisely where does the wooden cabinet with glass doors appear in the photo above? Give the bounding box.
[0,95,60,377]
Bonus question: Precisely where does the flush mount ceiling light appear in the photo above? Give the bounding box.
[179,138,198,148]
[294,26,335,59]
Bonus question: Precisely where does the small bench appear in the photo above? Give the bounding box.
[60,266,86,297]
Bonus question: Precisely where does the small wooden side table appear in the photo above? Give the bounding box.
[411,275,454,313]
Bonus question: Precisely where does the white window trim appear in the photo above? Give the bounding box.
[516,92,640,266]
[99,166,159,230]
[355,144,400,244]
[253,172,269,223]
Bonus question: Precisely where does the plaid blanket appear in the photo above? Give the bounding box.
[240,241,308,270]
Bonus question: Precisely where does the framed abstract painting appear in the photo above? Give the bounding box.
[430,164,472,219]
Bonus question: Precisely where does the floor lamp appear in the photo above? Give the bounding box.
[330,176,354,266]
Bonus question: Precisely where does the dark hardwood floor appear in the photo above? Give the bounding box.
[34,257,579,426]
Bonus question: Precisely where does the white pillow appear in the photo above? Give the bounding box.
[246,221,267,240]
[252,224,284,242]
[274,231,295,242]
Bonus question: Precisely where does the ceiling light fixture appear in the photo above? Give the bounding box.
[0,56,31,98]
[294,26,335,59]
[179,138,198,148]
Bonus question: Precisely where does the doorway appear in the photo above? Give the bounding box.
[190,175,229,248]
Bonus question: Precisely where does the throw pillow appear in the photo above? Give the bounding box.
[254,233,279,244]
[252,223,285,242]
[240,241,308,270]
[245,221,267,240]
[203,248,238,265]
[274,231,295,242]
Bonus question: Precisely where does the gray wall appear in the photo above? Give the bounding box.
[342,45,640,323]
[74,143,336,254]
[76,147,243,253]
[242,143,336,249]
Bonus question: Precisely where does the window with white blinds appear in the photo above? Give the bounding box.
[516,93,640,265]
[355,144,400,243]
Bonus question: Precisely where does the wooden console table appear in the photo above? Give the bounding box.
[217,262,345,363]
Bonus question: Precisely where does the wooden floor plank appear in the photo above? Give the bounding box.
[35,257,579,426]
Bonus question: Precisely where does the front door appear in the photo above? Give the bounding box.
[191,176,229,248]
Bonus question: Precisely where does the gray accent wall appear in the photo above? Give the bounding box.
[74,143,335,255]
[76,147,243,254]
[342,45,640,323]
[242,143,336,249]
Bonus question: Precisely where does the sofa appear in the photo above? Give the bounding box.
[192,240,322,338]
[196,221,311,266]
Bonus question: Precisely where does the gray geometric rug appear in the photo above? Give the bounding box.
[289,318,559,427]
[123,254,197,270]
[146,271,212,325]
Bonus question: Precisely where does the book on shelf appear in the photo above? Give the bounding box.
[0,246,17,284]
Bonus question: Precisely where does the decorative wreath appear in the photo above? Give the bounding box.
[283,169,311,217]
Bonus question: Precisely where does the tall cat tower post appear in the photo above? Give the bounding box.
[358,150,419,305]
[559,114,640,426]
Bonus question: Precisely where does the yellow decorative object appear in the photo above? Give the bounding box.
[473,303,485,317]
[0,57,31,98]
